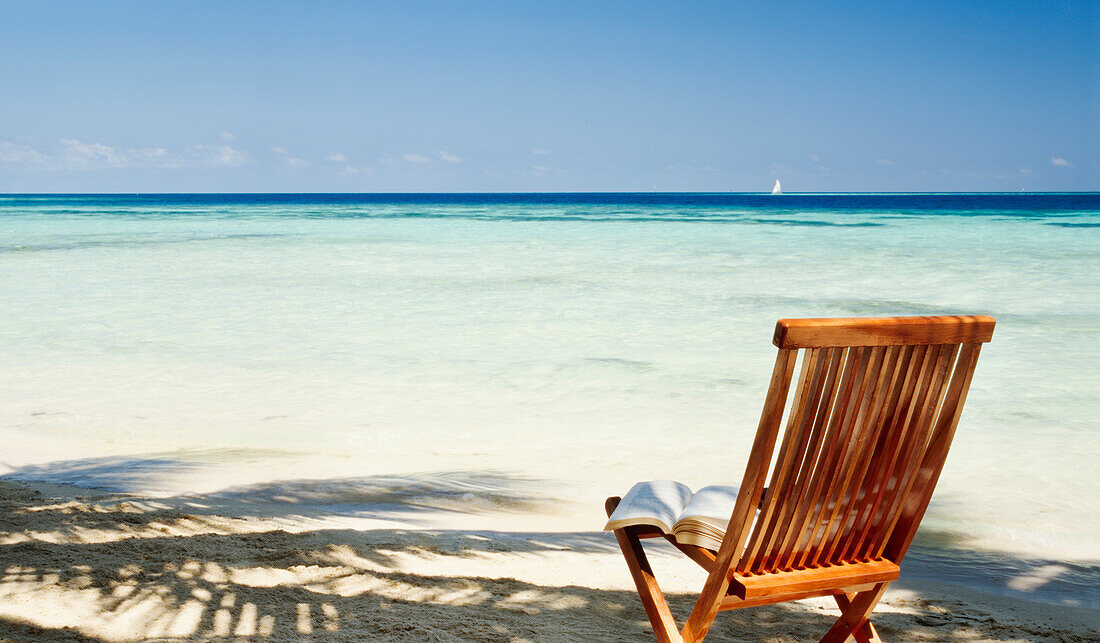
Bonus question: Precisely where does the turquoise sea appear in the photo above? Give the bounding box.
[1,193,1097,604]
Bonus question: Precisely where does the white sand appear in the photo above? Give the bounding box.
[1,480,1096,642]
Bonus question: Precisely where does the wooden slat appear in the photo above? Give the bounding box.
[746,348,833,572]
[771,347,848,571]
[720,587,847,611]
[773,315,995,349]
[681,348,798,642]
[881,343,982,561]
[718,583,883,611]
[851,343,937,560]
[812,346,897,566]
[863,344,957,560]
[729,559,900,600]
[838,345,922,561]
[824,346,904,565]
[788,347,869,570]
[783,348,864,570]
[809,347,889,566]
[741,348,825,571]
[832,346,911,561]
[800,346,880,568]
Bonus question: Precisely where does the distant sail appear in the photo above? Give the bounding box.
[771,179,782,195]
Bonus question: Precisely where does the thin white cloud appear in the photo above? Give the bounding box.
[326,152,348,162]
[61,139,127,167]
[220,131,237,142]
[875,158,895,166]
[0,139,248,170]
[435,150,461,164]
[0,141,48,165]
[189,144,248,167]
[339,165,375,176]
[1019,167,1032,174]
[403,153,430,164]
[520,164,564,177]
[1051,156,1071,167]
[271,146,307,167]
[809,154,820,163]
[531,148,550,156]
[132,147,172,166]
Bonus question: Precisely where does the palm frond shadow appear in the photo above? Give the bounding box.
[2,473,1097,641]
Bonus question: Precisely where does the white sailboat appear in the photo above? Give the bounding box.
[771,179,782,195]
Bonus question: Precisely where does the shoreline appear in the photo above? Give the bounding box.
[2,479,1096,641]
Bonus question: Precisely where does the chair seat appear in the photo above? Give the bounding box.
[729,559,901,600]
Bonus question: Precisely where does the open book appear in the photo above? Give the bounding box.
[603,480,739,551]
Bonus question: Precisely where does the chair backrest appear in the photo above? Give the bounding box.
[722,315,995,579]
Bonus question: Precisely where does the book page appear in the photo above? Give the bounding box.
[604,480,693,533]
[669,529,724,550]
[675,485,739,530]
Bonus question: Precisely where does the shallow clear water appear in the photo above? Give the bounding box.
[1,194,1097,567]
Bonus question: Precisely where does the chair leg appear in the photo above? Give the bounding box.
[833,593,882,643]
[607,497,683,643]
[820,582,889,643]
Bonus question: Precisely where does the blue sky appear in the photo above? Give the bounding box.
[1,1,1095,192]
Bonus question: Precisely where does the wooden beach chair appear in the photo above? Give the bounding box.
[605,315,996,642]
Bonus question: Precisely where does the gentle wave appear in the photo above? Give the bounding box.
[1044,221,1100,228]
[0,233,290,253]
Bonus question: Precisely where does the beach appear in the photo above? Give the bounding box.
[2,480,1098,641]
[2,193,1098,640]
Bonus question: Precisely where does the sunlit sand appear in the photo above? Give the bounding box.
[2,480,1097,641]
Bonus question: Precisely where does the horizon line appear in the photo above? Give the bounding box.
[3,191,1100,196]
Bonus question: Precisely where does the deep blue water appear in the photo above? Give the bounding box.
[3,192,1100,211]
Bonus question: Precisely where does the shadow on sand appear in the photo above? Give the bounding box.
[1,455,1098,641]
[1,451,557,529]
